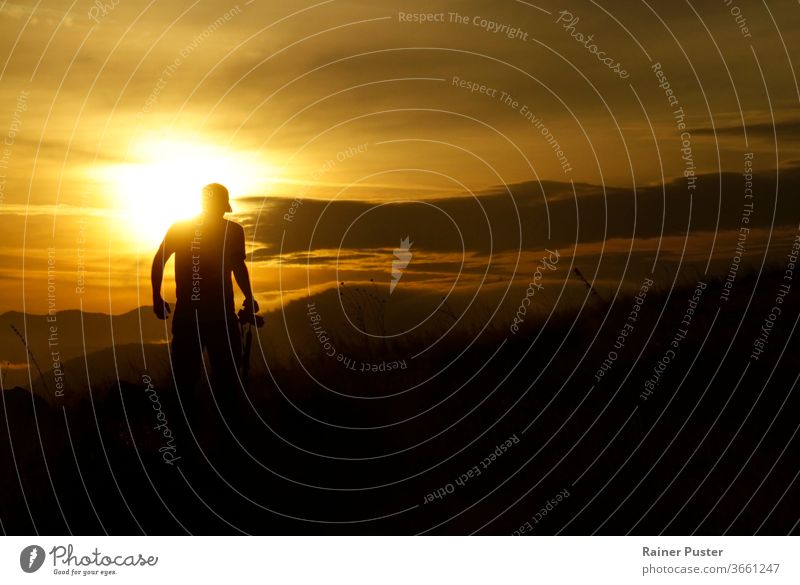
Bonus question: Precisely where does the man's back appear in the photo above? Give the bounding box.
[164,215,246,324]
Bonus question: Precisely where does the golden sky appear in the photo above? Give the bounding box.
[0,0,799,314]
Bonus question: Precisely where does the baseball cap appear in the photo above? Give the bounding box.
[202,183,232,213]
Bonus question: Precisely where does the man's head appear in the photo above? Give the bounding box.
[201,183,232,215]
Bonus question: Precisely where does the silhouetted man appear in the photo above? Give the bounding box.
[151,183,259,440]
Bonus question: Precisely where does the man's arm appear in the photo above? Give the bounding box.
[151,238,173,320]
[232,224,258,313]
[233,259,258,313]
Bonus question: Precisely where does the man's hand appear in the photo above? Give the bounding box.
[243,297,259,314]
[153,296,171,320]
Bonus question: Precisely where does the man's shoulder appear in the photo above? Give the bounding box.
[223,217,244,229]
[223,218,245,236]
[167,217,198,234]
[162,218,192,245]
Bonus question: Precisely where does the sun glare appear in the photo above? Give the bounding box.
[96,139,269,248]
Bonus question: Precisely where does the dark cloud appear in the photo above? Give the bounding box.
[690,120,800,142]
[239,164,800,259]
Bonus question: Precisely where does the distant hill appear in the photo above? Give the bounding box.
[2,279,508,400]
[0,307,171,390]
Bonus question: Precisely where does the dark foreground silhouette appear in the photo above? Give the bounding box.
[1,270,799,534]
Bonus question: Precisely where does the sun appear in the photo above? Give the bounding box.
[95,139,270,248]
